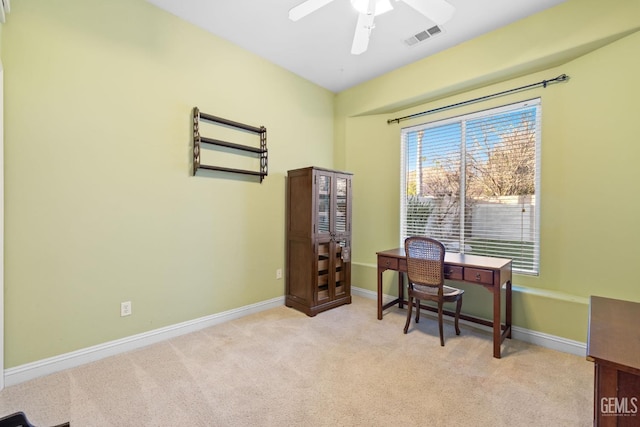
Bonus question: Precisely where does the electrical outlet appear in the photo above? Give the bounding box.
[276,268,283,279]
[121,301,132,317]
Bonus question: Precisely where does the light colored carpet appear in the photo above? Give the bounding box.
[0,296,593,426]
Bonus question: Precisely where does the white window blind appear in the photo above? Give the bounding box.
[400,98,541,274]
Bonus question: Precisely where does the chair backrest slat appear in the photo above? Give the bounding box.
[404,237,445,288]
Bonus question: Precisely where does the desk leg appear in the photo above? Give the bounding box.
[493,284,502,359]
[506,280,512,339]
[398,272,404,309]
[377,267,384,320]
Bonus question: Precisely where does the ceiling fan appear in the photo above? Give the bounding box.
[288,0,455,55]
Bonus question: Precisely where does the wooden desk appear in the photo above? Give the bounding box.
[587,296,640,426]
[376,248,512,358]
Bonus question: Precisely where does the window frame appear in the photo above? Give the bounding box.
[400,98,542,275]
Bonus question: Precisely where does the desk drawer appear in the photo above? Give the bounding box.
[378,256,398,270]
[464,268,494,285]
[444,266,463,281]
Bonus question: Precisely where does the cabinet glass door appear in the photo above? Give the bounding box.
[335,176,348,234]
[317,174,332,234]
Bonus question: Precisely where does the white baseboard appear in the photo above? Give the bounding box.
[4,296,285,387]
[350,286,587,357]
[5,288,587,387]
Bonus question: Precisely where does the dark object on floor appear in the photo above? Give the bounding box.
[0,411,69,427]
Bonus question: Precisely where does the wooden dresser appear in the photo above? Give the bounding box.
[587,296,640,426]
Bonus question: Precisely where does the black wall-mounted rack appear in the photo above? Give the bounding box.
[192,107,268,182]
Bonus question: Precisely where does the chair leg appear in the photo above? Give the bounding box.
[404,296,413,334]
[438,302,445,346]
[415,299,420,323]
[454,297,462,336]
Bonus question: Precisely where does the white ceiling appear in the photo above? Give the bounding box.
[146,0,565,93]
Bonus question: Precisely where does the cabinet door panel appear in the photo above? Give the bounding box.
[316,241,331,302]
[316,172,332,236]
[334,239,350,298]
[335,175,350,234]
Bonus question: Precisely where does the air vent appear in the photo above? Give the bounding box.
[404,25,443,47]
[427,25,441,36]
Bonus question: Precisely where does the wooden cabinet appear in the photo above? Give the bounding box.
[285,167,353,316]
[587,296,640,426]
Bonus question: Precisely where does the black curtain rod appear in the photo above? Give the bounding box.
[387,74,570,125]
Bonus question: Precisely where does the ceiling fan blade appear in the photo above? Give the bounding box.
[399,0,455,25]
[351,12,375,55]
[289,0,336,21]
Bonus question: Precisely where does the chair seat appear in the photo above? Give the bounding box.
[411,284,464,301]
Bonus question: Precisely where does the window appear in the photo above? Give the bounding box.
[400,99,541,274]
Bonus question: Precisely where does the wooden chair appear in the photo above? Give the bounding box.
[403,236,464,346]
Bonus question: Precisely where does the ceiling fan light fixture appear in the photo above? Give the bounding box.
[350,0,393,16]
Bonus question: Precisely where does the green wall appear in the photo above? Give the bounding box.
[1,0,335,367]
[336,0,640,342]
[2,0,639,369]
